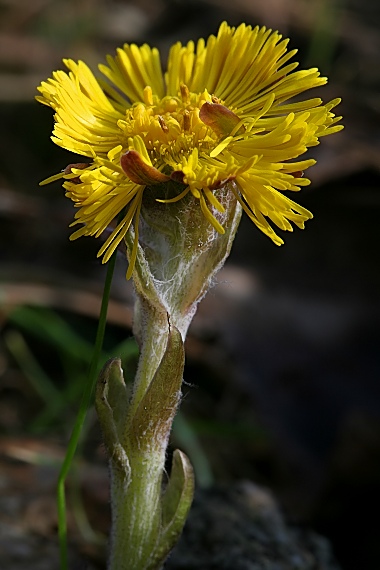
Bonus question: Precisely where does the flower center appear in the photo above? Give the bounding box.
[117,84,219,169]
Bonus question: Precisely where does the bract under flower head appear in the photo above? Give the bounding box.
[37,21,342,278]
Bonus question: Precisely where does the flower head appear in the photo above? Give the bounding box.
[37,22,342,278]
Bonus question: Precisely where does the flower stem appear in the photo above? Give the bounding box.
[109,448,164,570]
[96,307,192,570]
[57,252,117,570]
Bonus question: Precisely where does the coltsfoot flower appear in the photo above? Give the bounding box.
[37,22,342,278]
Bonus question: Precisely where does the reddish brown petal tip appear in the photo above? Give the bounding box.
[63,163,88,184]
[199,102,245,137]
[121,150,170,185]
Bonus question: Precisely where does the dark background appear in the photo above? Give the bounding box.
[0,0,380,568]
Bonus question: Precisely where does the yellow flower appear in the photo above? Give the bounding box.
[37,22,342,278]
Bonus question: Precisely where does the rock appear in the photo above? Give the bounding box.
[166,481,340,570]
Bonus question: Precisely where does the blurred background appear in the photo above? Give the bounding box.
[0,0,379,568]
